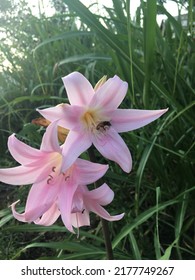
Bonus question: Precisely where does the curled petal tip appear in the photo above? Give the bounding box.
[66,225,76,234]
[9,199,20,208]
[9,133,15,138]
[110,212,125,221]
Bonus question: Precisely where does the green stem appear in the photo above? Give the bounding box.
[88,146,114,260]
[100,218,114,260]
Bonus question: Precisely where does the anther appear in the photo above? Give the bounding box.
[47,175,53,184]
[52,166,56,172]
[65,175,70,181]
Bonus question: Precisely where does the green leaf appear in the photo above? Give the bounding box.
[129,231,141,260]
[0,214,13,227]
[154,187,161,259]
[33,31,94,54]
[12,240,105,260]
[160,238,179,260]
[143,0,157,106]
[57,53,111,66]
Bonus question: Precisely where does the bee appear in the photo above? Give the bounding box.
[96,121,111,132]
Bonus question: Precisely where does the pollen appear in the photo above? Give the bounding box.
[82,110,97,129]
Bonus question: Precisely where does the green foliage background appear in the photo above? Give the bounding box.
[0,0,194,260]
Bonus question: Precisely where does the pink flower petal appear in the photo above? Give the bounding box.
[24,179,61,221]
[61,130,91,172]
[92,127,132,173]
[58,105,85,130]
[71,210,90,228]
[40,121,61,153]
[70,187,90,228]
[74,158,108,185]
[62,72,94,106]
[11,200,26,222]
[38,104,84,130]
[37,104,67,127]
[88,203,124,221]
[0,164,51,185]
[35,203,60,226]
[8,134,45,165]
[112,108,168,133]
[58,181,78,233]
[89,75,128,110]
[85,183,114,205]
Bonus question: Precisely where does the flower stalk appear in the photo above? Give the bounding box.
[88,146,114,260]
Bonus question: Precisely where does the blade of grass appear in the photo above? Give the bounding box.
[57,53,111,67]
[32,31,94,54]
[112,186,195,249]
[154,186,161,259]
[172,30,183,96]
[143,0,157,107]
[12,241,105,260]
[126,0,135,105]
[4,224,103,242]
[175,191,189,259]
[129,231,141,260]
[135,112,172,216]
[160,237,179,260]
[188,0,193,35]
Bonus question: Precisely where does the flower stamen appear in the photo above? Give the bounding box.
[47,175,53,184]
[64,175,70,181]
[82,111,97,129]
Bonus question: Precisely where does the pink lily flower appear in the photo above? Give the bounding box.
[38,72,168,173]
[70,184,124,229]
[0,121,109,228]
[29,183,124,233]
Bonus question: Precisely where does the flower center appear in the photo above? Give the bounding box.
[81,110,111,133]
[82,110,97,129]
